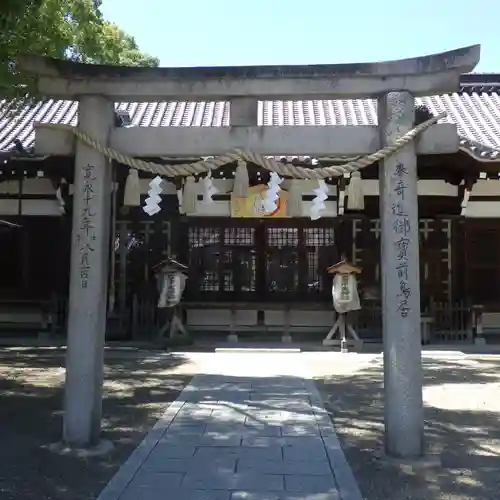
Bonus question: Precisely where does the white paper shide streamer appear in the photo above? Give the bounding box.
[263,172,283,213]
[309,180,328,220]
[143,176,163,216]
[56,178,67,214]
[201,171,217,204]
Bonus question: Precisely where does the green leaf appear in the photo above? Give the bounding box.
[0,0,159,106]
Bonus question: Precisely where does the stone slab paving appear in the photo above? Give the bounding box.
[96,352,363,500]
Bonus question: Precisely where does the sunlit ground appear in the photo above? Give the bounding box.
[1,347,499,500]
[314,352,500,500]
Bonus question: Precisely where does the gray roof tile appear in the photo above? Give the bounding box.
[1,82,500,159]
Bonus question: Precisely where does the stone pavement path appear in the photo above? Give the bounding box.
[96,352,363,500]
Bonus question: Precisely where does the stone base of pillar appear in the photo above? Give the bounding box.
[46,439,114,458]
[227,333,238,343]
[374,448,442,470]
[281,333,292,343]
[322,338,363,352]
[474,336,486,346]
[340,339,349,353]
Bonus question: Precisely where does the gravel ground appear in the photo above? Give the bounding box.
[312,352,500,500]
[0,347,198,500]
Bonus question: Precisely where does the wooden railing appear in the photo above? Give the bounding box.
[43,294,475,344]
[469,305,500,342]
[49,294,69,335]
[131,294,163,338]
[350,301,383,340]
[128,295,474,343]
[427,300,472,343]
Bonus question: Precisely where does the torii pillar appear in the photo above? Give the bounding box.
[20,46,480,455]
[378,93,424,457]
[64,95,115,448]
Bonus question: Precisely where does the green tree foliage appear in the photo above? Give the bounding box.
[0,0,159,102]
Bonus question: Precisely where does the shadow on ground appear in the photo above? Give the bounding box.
[316,355,500,500]
[0,348,193,500]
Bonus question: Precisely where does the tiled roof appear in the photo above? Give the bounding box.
[1,75,500,160]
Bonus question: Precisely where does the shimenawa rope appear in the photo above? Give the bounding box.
[41,112,446,178]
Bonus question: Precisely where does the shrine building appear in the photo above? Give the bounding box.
[0,69,499,344]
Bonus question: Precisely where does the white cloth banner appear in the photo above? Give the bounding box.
[332,274,361,314]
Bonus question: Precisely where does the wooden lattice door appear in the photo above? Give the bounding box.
[465,219,500,308]
[183,218,337,303]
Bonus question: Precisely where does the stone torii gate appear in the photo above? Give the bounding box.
[20,45,480,459]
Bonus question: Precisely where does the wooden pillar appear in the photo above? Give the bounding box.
[118,219,128,336]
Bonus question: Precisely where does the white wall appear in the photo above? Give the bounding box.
[0,199,62,216]
[2,177,500,217]
[0,178,62,215]
[467,202,500,217]
[359,179,458,196]
[0,178,55,195]
[467,179,500,218]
